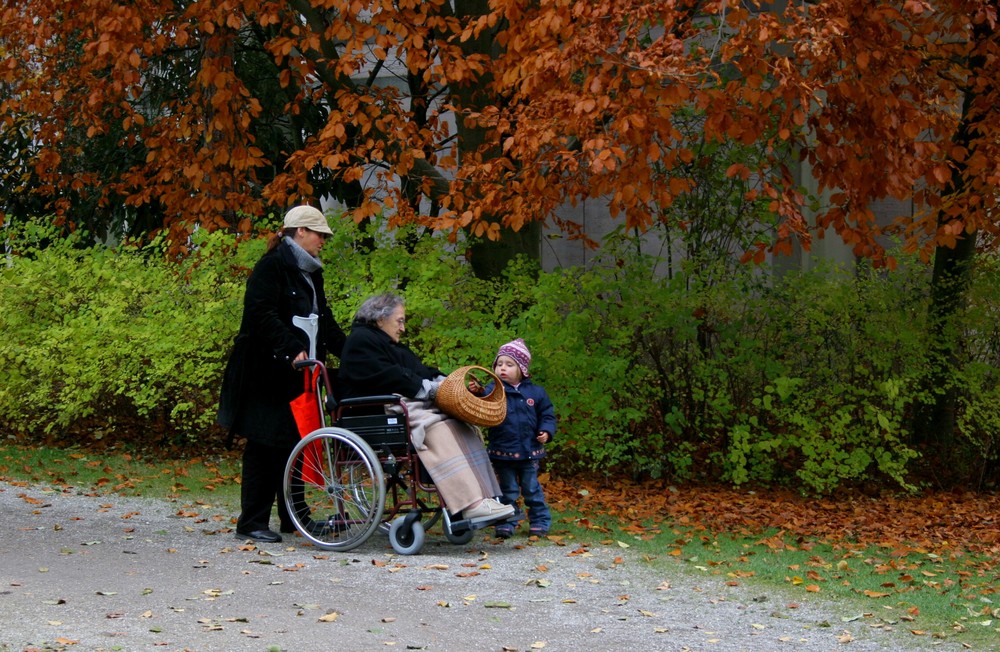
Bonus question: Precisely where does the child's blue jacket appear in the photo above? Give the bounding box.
[484,379,557,461]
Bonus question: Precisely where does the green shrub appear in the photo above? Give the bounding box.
[4,216,1000,492]
[0,221,248,442]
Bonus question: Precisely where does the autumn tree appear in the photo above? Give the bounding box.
[3,2,996,256]
[0,1,501,252]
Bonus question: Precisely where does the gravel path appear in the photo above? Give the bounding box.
[0,482,965,652]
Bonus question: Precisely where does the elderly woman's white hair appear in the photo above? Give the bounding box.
[355,292,404,324]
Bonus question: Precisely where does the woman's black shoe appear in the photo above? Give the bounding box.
[235,529,282,543]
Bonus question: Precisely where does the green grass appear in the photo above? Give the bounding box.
[551,510,1000,650]
[4,443,998,649]
[0,442,242,511]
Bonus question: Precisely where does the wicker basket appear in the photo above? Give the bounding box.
[435,365,507,427]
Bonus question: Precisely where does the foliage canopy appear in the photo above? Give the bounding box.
[1,1,996,264]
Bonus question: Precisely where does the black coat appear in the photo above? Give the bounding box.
[217,240,345,446]
[337,321,442,399]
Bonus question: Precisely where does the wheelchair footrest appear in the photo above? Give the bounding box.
[447,512,518,534]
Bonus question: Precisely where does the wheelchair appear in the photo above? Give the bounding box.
[282,360,502,554]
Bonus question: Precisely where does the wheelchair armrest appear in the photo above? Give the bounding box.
[337,395,403,408]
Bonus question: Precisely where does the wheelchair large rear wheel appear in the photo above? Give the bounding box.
[283,427,385,551]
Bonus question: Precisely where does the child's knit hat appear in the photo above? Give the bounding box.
[495,338,531,378]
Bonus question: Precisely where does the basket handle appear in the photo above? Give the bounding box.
[463,365,503,398]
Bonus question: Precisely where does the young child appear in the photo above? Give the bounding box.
[471,338,556,539]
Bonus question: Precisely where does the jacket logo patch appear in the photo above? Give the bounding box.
[526,398,535,407]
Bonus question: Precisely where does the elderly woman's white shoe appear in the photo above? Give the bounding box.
[462,498,515,522]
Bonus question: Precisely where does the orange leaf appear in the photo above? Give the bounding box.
[863,590,891,598]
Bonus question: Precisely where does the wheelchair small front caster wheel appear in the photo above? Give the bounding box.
[444,526,474,545]
[389,515,425,555]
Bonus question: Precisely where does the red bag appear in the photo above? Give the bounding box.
[289,367,324,485]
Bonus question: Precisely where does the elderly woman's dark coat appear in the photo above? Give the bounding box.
[337,321,442,399]
[218,239,345,446]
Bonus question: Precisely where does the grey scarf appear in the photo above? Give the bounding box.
[285,236,322,312]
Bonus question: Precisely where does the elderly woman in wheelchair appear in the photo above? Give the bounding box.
[282,292,514,554]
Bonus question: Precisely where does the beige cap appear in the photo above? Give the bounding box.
[283,205,333,235]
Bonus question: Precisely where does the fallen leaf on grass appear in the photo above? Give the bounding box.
[863,590,891,598]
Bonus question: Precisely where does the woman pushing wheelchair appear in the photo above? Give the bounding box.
[338,293,515,525]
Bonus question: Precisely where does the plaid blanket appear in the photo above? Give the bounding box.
[398,399,501,513]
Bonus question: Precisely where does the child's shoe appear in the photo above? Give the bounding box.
[529,526,549,537]
[495,524,514,539]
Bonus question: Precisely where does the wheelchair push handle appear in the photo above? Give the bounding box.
[292,358,321,372]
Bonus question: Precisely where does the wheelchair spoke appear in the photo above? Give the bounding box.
[283,428,385,551]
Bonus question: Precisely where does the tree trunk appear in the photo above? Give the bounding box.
[917,232,975,450]
[452,0,541,279]
[911,17,991,475]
